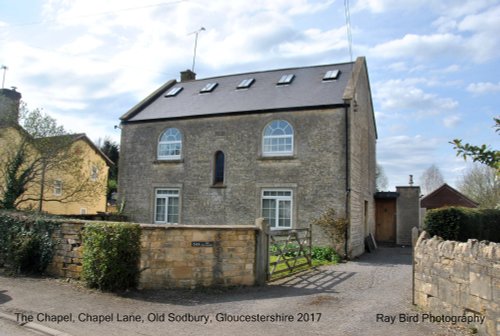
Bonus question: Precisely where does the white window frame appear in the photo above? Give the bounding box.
[154,188,180,224]
[261,189,293,230]
[158,128,182,160]
[53,180,63,196]
[262,120,294,157]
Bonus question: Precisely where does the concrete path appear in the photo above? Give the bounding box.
[0,247,470,336]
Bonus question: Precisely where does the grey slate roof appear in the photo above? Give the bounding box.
[122,61,355,122]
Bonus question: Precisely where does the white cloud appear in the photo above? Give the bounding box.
[58,35,104,54]
[466,82,500,95]
[443,115,461,128]
[352,0,423,13]
[354,0,497,16]
[374,78,458,114]
[369,33,466,62]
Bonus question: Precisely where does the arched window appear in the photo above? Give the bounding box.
[262,120,294,156]
[158,128,182,160]
[214,151,225,185]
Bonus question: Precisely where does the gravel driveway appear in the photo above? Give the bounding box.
[0,247,469,336]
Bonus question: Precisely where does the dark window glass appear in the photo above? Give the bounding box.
[214,151,225,185]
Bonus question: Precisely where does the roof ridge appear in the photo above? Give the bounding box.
[194,61,355,82]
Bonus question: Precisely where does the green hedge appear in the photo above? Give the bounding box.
[0,211,58,274]
[82,223,141,291]
[424,207,500,242]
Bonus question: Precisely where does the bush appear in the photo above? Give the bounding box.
[82,223,141,291]
[311,246,339,262]
[0,211,58,274]
[424,207,500,242]
[311,208,348,258]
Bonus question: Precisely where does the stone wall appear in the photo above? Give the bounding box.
[46,222,85,279]
[414,231,499,335]
[139,224,256,289]
[343,57,377,258]
[46,221,260,289]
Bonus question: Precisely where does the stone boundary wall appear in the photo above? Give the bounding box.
[46,221,262,289]
[46,222,85,279]
[414,231,499,335]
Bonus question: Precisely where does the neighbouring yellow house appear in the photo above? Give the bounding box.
[0,88,112,215]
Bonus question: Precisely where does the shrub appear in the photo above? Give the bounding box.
[82,223,141,291]
[311,246,339,262]
[311,208,348,258]
[424,207,462,241]
[0,211,58,274]
[424,207,500,242]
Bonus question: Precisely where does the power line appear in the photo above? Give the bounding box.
[5,0,186,28]
[8,41,176,78]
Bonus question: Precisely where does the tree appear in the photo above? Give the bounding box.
[375,164,389,191]
[457,164,499,209]
[19,103,66,138]
[450,117,499,174]
[98,137,119,199]
[420,164,445,195]
[0,104,106,211]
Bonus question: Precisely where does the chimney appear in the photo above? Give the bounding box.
[0,87,22,126]
[180,69,196,82]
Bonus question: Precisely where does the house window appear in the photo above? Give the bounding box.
[237,78,255,89]
[261,190,292,229]
[154,189,180,224]
[213,151,225,185]
[262,120,294,156]
[80,208,87,215]
[323,69,340,81]
[158,128,182,160]
[277,74,295,85]
[200,82,218,93]
[90,165,99,181]
[165,86,183,97]
[53,180,63,196]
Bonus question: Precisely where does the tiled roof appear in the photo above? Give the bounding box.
[122,61,355,122]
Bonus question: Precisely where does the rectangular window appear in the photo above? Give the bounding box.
[200,82,218,93]
[237,78,255,89]
[277,74,295,85]
[53,180,63,196]
[261,190,292,229]
[165,86,183,97]
[263,136,293,155]
[90,165,99,181]
[155,189,180,224]
[158,142,181,158]
[323,69,340,81]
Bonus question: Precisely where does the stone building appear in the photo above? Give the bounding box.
[118,57,377,258]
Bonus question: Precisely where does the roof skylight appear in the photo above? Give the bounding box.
[237,78,255,89]
[200,82,218,93]
[277,74,295,85]
[165,86,183,97]
[323,69,340,81]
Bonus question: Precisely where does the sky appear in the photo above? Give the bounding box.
[1,0,499,190]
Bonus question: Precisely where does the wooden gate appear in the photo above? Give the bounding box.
[268,228,312,280]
